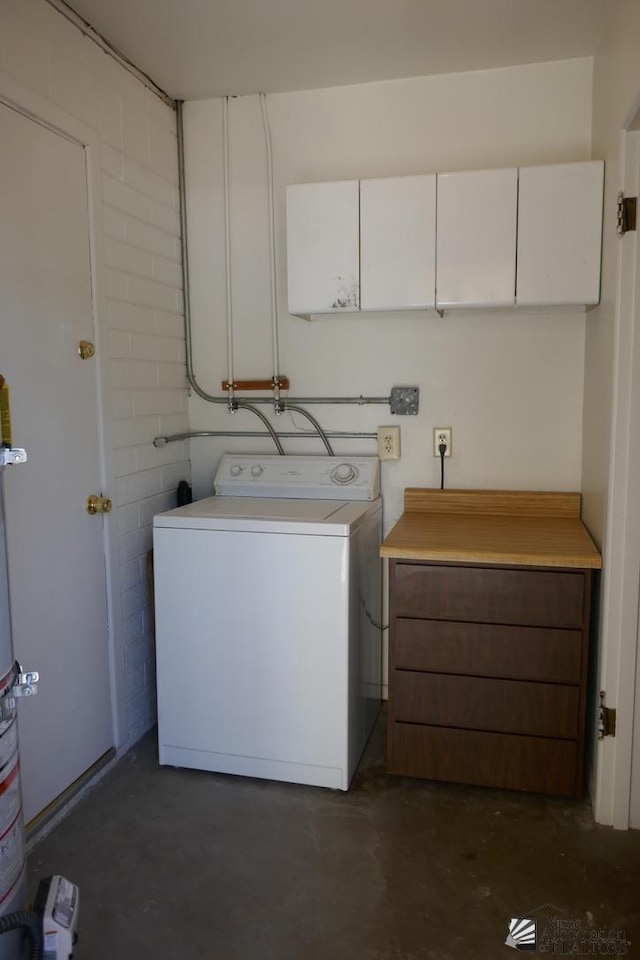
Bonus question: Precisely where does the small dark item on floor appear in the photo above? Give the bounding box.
[176,480,192,506]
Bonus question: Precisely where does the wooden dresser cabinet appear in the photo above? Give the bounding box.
[381,491,602,798]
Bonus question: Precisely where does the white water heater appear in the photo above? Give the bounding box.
[0,378,37,959]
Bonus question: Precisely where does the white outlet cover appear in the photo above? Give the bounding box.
[377,425,401,460]
[433,427,452,457]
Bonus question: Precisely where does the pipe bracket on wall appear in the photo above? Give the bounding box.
[221,377,290,392]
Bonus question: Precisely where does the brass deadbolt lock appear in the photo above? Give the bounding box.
[86,495,112,515]
[78,340,95,360]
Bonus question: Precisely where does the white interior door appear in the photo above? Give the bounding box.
[0,101,113,824]
[624,126,640,828]
[596,118,640,829]
[631,576,640,827]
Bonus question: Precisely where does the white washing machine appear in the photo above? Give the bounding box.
[153,455,382,790]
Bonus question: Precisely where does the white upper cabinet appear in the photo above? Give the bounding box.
[516,161,604,306]
[286,180,359,318]
[436,168,518,308]
[285,162,604,317]
[360,175,436,311]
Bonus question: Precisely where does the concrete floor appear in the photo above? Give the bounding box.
[28,716,640,960]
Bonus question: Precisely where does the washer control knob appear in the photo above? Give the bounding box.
[230,465,243,477]
[251,465,264,477]
[331,462,358,485]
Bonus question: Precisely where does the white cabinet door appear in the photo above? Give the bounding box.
[360,175,436,310]
[286,180,359,318]
[517,161,604,306]
[436,168,517,308]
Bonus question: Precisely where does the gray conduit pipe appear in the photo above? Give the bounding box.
[222,95,235,395]
[259,92,281,394]
[175,101,388,459]
[225,395,390,406]
[177,100,284,455]
[177,98,232,410]
[154,430,376,447]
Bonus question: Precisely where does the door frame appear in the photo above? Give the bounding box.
[593,92,640,829]
[0,73,126,751]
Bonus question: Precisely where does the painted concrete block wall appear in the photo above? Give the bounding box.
[0,0,188,747]
[185,58,593,518]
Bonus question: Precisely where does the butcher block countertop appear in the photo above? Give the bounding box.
[380,489,602,569]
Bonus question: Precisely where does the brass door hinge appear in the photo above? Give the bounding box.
[598,691,617,739]
[617,192,637,236]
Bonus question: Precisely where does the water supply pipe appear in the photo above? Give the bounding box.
[176,100,394,459]
[176,100,285,454]
[176,101,391,412]
[259,93,282,402]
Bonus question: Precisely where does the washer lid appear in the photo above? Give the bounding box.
[153,495,380,536]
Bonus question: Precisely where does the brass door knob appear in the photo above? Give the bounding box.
[86,495,112,515]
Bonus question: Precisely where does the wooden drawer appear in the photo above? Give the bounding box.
[393,563,585,628]
[394,619,583,682]
[393,672,579,737]
[389,722,580,796]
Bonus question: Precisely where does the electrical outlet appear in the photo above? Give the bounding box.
[433,427,452,457]
[377,425,401,461]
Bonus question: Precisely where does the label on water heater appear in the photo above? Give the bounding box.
[0,757,21,837]
[0,719,17,771]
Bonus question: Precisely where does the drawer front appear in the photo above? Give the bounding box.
[394,619,583,683]
[393,563,585,628]
[389,722,579,796]
[393,672,579,737]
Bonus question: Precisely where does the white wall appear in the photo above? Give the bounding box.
[185,58,593,526]
[0,0,189,747]
[184,58,593,698]
[582,0,640,826]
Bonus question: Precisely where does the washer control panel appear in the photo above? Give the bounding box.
[214,455,379,500]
